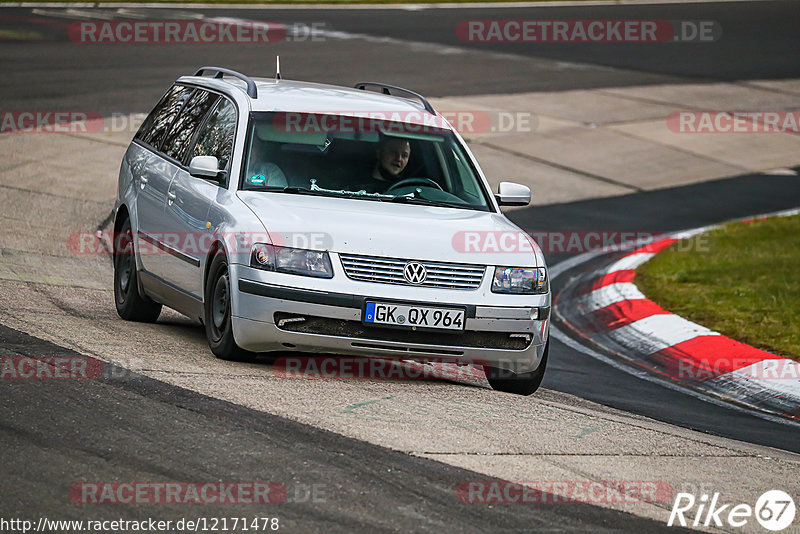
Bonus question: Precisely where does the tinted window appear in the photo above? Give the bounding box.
[239,112,492,211]
[136,85,193,149]
[193,99,237,171]
[135,85,180,143]
[162,89,218,163]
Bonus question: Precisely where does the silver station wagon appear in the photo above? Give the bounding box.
[114,66,551,394]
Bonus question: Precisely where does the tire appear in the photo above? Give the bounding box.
[113,218,162,322]
[485,339,549,396]
[204,253,254,361]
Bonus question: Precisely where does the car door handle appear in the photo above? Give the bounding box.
[167,191,177,205]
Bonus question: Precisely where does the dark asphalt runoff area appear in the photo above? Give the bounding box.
[0,1,798,113]
[1,1,799,530]
[514,172,800,454]
[0,325,693,533]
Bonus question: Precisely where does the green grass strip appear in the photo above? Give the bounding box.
[637,213,800,361]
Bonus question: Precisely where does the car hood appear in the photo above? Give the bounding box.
[237,192,545,266]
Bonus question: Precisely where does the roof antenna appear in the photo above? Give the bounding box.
[275,56,281,81]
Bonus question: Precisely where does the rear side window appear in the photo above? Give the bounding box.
[192,99,237,171]
[162,89,218,163]
[135,85,193,150]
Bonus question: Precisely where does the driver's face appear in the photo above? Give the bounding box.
[378,139,411,177]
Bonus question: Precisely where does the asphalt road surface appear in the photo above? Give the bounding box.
[1,1,798,112]
[522,172,800,453]
[3,325,695,533]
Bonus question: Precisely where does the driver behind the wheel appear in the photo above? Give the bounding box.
[351,136,411,193]
[374,136,410,183]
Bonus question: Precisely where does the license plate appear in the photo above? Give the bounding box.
[363,302,465,331]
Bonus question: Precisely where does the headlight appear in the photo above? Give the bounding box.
[491,266,548,294]
[251,243,333,278]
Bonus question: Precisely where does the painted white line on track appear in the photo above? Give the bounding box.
[604,252,656,273]
[551,325,800,428]
[550,208,800,281]
[552,205,800,424]
[671,226,712,240]
[579,282,645,314]
[606,313,719,355]
[717,360,800,398]
[548,236,658,280]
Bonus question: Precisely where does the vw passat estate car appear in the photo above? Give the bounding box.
[114,66,551,394]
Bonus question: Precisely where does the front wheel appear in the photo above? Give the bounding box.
[204,253,254,361]
[485,340,549,395]
[113,218,162,322]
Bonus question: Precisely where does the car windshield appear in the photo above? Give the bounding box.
[241,111,493,211]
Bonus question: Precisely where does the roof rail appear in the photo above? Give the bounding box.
[354,82,435,114]
[194,66,258,99]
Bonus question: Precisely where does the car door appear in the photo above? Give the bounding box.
[162,95,237,298]
[131,84,194,279]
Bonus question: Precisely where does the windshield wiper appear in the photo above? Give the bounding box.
[275,186,323,195]
[269,182,463,208]
[268,183,387,202]
[271,186,341,198]
[307,179,394,200]
[388,193,461,209]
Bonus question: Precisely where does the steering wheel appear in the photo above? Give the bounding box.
[385,177,443,192]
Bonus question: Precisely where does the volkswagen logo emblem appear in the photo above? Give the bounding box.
[403,262,427,285]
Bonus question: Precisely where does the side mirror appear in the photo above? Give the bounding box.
[495,182,531,206]
[188,155,224,183]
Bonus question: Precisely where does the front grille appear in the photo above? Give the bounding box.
[339,253,484,290]
[274,313,532,350]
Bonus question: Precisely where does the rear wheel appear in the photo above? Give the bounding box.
[113,218,161,322]
[485,339,549,395]
[204,253,254,361]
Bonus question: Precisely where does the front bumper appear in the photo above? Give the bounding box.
[229,264,550,374]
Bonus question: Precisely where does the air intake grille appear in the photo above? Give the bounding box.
[339,254,485,290]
